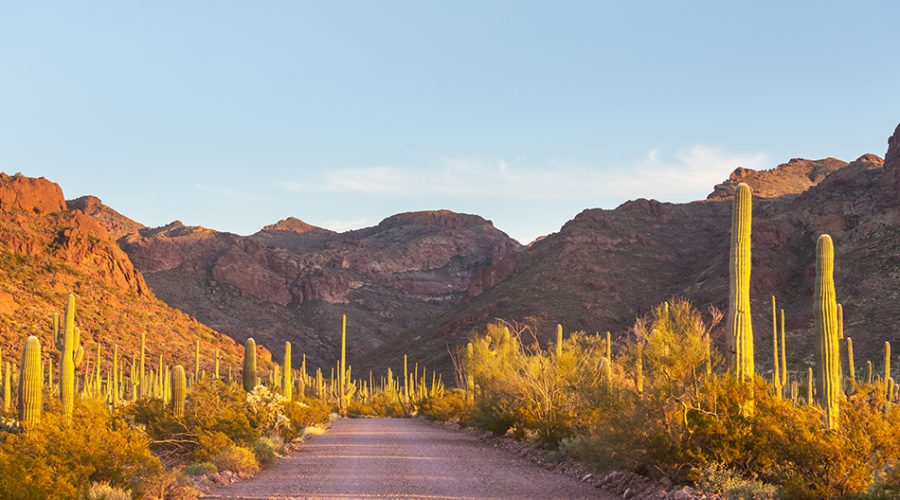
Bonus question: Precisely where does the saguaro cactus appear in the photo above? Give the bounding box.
[3,362,10,412]
[58,293,83,419]
[727,183,754,383]
[556,324,563,358]
[139,331,146,399]
[884,342,892,398]
[466,342,475,404]
[283,342,292,400]
[846,337,856,388]
[243,338,257,392]
[18,336,42,427]
[173,365,186,417]
[814,234,841,430]
[340,315,347,414]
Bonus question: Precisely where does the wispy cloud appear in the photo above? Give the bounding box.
[319,217,374,233]
[276,146,769,204]
[196,184,264,202]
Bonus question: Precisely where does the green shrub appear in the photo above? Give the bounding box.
[182,462,218,477]
[211,446,259,477]
[253,437,277,466]
[279,398,333,441]
[0,399,162,499]
[419,389,467,422]
[194,430,234,463]
[694,462,777,499]
[87,481,132,500]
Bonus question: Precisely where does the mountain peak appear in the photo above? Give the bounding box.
[261,217,329,234]
[706,157,848,200]
[378,210,493,230]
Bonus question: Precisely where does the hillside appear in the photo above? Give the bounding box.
[365,125,900,377]
[108,209,520,369]
[0,173,254,377]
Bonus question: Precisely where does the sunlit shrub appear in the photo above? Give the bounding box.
[87,481,132,500]
[182,462,218,477]
[253,437,277,466]
[212,446,259,477]
[0,399,162,499]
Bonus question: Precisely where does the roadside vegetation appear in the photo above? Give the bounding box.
[0,182,898,498]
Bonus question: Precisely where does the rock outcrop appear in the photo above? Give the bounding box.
[0,173,247,370]
[111,208,520,366]
[365,125,900,376]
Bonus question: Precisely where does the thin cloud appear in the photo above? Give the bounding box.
[276,146,770,204]
[319,217,374,233]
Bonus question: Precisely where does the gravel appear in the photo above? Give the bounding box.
[203,417,613,499]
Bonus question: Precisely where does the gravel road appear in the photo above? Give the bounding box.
[204,417,611,499]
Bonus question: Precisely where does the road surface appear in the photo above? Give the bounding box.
[205,417,610,499]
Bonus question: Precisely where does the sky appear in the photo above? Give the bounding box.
[1,1,898,244]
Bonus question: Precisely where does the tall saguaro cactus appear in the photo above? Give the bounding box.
[173,365,186,417]
[243,338,257,392]
[340,315,347,414]
[59,293,83,419]
[18,336,42,427]
[283,342,292,400]
[556,324,563,358]
[884,342,892,398]
[139,331,146,399]
[814,234,841,430]
[727,183,754,384]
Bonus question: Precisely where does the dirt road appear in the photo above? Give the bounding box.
[205,417,610,499]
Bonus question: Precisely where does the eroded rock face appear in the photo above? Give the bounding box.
[0,174,247,371]
[0,173,66,214]
[371,125,900,375]
[707,158,848,200]
[67,195,145,240]
[0,174,149,296]
[112,208,521,366]
[878,123,900,209]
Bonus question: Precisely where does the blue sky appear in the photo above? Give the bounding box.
[1,1,898,243]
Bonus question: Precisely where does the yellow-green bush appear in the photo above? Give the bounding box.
[452,300,900,498]
[0,399,162,499]
[212,446,258,477]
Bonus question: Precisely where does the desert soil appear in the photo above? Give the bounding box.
[204,417,612,499]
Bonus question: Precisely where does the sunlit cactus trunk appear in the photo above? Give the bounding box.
[3,362,10,413]
[60,293,78,419]
[814,235,841,430]
[18,336,42,427]
[884,342,892,398]
[138,331,146,400]
[173,365,186,417]
[243,338,257,392]
[466,342,475,404]
[283,342,292,400]
[556,324,563,359]
[727,183,754,387]
[846,337,856,389]
[340,315,347,415]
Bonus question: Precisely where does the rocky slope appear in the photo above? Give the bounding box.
[365,125,900,379]
[0,173,249,375]
[112,209,520,368]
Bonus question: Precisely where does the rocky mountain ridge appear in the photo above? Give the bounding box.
[0,173,249,372]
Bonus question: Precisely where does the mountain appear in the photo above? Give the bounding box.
[0,173,250,374]
[365,125,900,377]
[110,209,520,368]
